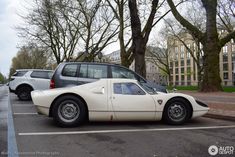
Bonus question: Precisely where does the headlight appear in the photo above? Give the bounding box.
[196,100,208,107]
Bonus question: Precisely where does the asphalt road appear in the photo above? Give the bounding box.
[1,91,235,157]
[0,85,8,155]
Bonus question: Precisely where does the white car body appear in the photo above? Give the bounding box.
[31,79,209,122]
[9,70,53,92]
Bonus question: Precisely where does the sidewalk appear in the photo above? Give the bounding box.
[178,91,235,121]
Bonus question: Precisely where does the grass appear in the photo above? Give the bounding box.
[222,87,235,92]
[167,86,235,92]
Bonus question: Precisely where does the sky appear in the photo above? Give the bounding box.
[0,0,164,78]
[0,0,23,77]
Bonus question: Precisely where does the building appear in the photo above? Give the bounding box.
[105,50,121,64]
[105,49,167,85]
[168,32,235,86]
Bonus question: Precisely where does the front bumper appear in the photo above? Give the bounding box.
[35,105,50,116]
[192,99,209,118]
[9,87,16,93]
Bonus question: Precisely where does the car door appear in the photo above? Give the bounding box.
[110,80,156,121]
[30,71,51,90]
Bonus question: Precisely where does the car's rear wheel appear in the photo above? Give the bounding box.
[17,86,32,101]
[163,98,191,125]
[52,95,87,127]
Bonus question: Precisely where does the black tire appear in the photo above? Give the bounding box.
[52,95,87,127]
[17,86,33,101]
[163,98,191,125]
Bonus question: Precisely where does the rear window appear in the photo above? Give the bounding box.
[62,64,78,77]
[12,71,27,77]
[30,71,53,79]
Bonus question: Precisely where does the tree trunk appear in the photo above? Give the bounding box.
[200,0,222,92]
[200,45,222,92]
[128,0,146,78]
[134,42,146,77]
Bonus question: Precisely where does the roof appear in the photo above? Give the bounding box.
[16,69,53,72]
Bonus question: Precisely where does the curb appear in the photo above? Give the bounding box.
[204,113,235,122]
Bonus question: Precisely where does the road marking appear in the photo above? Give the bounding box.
[18,125,235,136]
[8,92,19,157]
[13,113,38,115]
[12,104,33,107]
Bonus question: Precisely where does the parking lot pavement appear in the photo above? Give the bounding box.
[5,93,235,157]
[0,86,8,155]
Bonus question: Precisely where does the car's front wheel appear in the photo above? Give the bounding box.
[163,98,191,125]
[52,95,87,127]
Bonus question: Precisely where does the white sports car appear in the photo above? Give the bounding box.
[31,79,209,127]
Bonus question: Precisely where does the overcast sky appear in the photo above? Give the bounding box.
[0,0,23,77]
[0,0,165,77]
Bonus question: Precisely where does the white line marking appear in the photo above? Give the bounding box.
[12,104,33,107]
[18,125,235,136]
[13,113,38,115]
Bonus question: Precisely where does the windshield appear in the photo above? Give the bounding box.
[138,82,158,95]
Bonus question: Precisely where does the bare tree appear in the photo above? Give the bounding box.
[76,0,119,62]
[167,0,235,92]
[147,44,172,86]
[18,0,119,64]
[18,0,83,64]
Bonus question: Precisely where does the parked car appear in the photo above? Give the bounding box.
[31,79,209,127]
[9,69,54,101]
[50,62,167,92]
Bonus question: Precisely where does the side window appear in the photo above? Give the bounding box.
[62,64,78,77]
[31,71,51,79]
[79,64,88,78]
[87,65,107,79]
[111,66,136,79]
[113,83,145,95]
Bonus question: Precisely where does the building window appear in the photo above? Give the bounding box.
[175,47,178,53]
[175,68,179,74]
[223,72,228,80]
[181,75,185,81]
[181,67,184,74]
[187,59,190,66]
[223,54,228,62]
[176,75,179,81]
[232,53,235,62]
[181,60,184,66]
[223,63,228,71]
[232,45,235,52]
[175,61,178,67]
[180,52,184,59]
[181,45,184,52]
[223,45,228,54]
[187,67,191,74]
[187,74,191,81]
[175,53,178,59]
[187,52,190,58]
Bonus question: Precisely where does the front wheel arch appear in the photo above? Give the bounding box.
[162,97,193,124]
[49,93,89,120]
